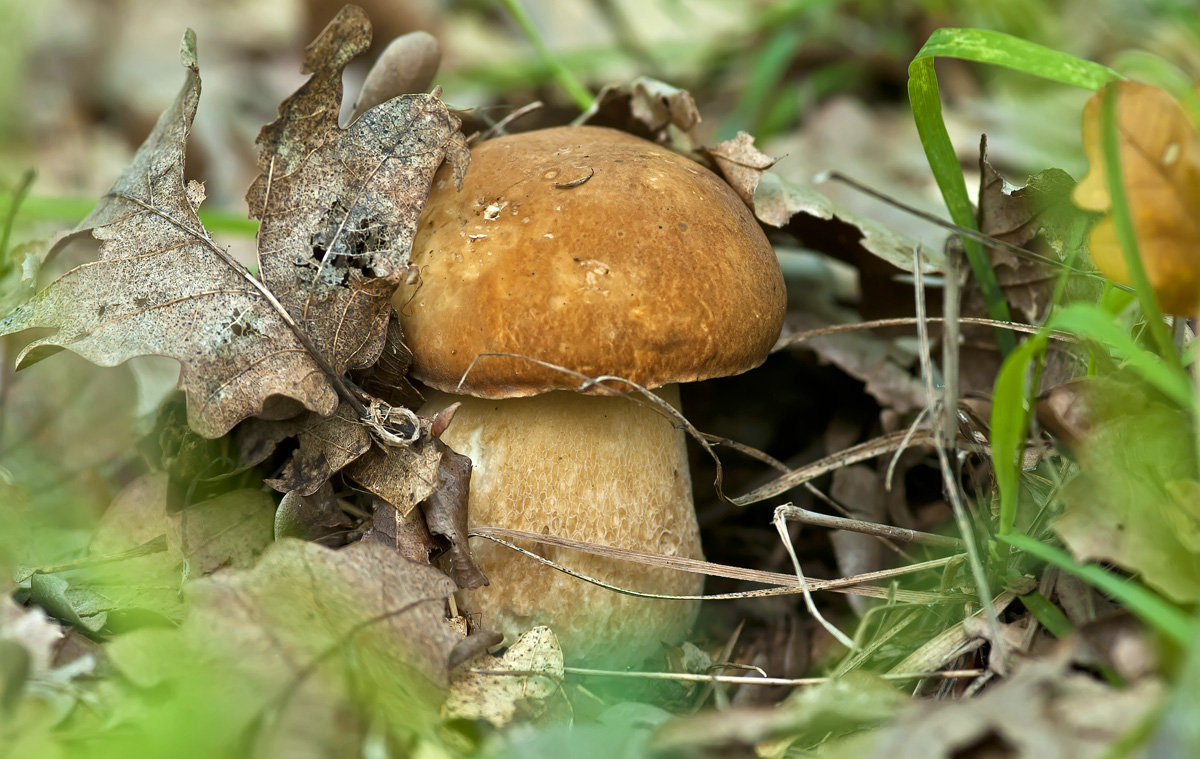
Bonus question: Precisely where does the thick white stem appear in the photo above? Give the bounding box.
[422,385,704,665]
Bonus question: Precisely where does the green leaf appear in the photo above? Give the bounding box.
[1000,532,1193,646]
[1047,303,1192,409]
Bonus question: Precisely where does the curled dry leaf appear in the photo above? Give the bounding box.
[963,139,1089,395]
[263,403,372,497]
[1072,81,1200,314]
[977,137,1087,324]
[420,445,487,589]
[701,131,779,207]
[577,76,701,148]
[353,429,487,589]
[443,625,564,728]
[346,416,443,516]
[0,6,468,440]
[365,494,440,564]
[352,312,423,410]
[246,4,468,379]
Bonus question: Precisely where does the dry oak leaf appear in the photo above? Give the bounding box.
[1073,81,1200,315]
[578,76,701,149]
[246,4,468,378]
[0,32,335,439]
[0,8,468,440]
[262,402,373,497]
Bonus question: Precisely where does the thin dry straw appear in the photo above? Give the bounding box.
[470,667,987,686]
[469,527,960,604]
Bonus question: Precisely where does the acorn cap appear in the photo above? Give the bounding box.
[395,125,785,398]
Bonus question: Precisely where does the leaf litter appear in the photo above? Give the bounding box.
[0,3,1187,758]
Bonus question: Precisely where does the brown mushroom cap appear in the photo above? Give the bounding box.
[395,125,785,398]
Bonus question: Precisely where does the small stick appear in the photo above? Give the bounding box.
[777,503,963,549]
[773,506,854,649]
[472,667,987,686]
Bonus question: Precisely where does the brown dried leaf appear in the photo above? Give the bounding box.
[353,425,484,587]
[275,482,352,542]
[831,656,1163,759]
[0,9,468,441]
[0,32,337,440]
[577,77,700,148]
[976,137,1087,323]
[754,172,938,275]
[246,4,468,378]
[701,131,779,207]
[346,418,442,516]
[264,403,372,496]
[352,311,423,410]
[364,495,439,563]
[421,445,487,590]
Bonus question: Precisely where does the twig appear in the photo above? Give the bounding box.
[772,315,1077,353]
[473,101,544,142]
[822,171,1115,285]
[776,503,963,549]
[800,483,914,560]
[474,667,987,686]
[913,246,1007,673]
[468,528,961,604]
[1,168,36,259]
[773,506,855,649]
[733,428,987,507]
[458,351,734,504]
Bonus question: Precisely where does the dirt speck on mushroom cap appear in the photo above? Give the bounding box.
[395,125,786,398]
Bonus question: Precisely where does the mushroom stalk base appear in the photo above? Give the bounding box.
[421,385,704,666]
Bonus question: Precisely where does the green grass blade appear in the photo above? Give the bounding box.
[497,0,594,112]
[908,29,1122,357]
[1,168,35,259]
[1,192,260,238]
[914,28,1122,89]
[990,333,1049,534]
[1020,590,1074,639]
[999,532,1193,645]
[907,58,1014,355]
[1048,303,1193,408]
[1111,50,1200,126]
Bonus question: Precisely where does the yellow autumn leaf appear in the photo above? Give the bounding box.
[1073,81,1200,315]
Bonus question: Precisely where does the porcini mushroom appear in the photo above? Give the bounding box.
[394,125,785,664]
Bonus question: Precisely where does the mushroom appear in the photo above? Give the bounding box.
[394,125,785,665]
